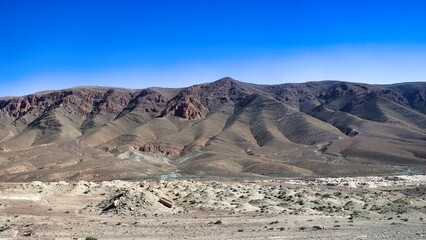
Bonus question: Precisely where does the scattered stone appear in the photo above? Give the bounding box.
[158,197,173,208]
[0,226,11,232]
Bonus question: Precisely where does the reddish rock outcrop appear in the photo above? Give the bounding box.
[139,143,182,158]
[160,96,208,120]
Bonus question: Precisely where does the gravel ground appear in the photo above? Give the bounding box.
[0,175,425,239]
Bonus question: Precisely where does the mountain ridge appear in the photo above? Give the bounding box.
[0,78,425,181]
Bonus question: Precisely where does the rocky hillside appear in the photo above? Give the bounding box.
[0,78,425,181]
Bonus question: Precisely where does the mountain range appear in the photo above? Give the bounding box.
[1,77,425,181]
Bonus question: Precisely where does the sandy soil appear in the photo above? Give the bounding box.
[0,175,425,239]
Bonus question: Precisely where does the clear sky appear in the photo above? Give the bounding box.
[1,0,426,97]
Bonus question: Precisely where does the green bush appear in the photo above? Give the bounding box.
[85,237,98,240]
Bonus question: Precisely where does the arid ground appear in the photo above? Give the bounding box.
[1,80,426,239]
[1,175,425,239]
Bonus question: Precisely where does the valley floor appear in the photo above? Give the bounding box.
[0,175,425,239]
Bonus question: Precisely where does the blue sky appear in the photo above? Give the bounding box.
[1,0,426,96]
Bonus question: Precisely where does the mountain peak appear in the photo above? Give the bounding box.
[214,77,239,84]
[0,80,425,180]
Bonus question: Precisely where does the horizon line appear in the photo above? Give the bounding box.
[2,77,425,98]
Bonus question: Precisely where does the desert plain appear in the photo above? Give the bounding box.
[0,175,425,239]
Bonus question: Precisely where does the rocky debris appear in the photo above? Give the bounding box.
[14,175,408,218]
[0,226,11,232]
[1,175,426,239]
[117,150,173,166]
[139,143,182,158]
[180,142,206,156]
[87,189,181,217]
[285,175,426,188]
[158,197,173,208]
[137,142,206,158]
